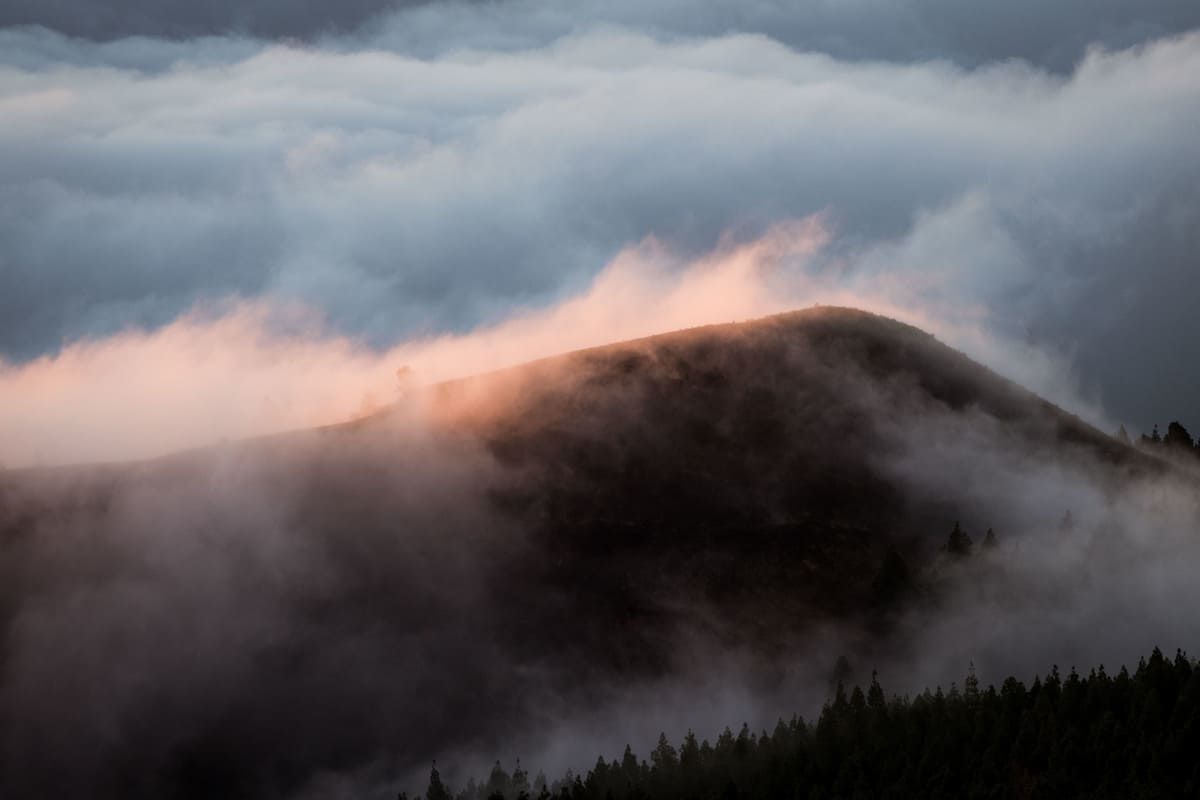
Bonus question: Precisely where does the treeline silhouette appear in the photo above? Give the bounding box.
[941,520,999,558]
[866,521,1000,616]
[1122,420,1200,461]
[420,647,1200,800]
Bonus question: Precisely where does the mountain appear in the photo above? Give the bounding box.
[417,306,1155,658]
[0,306,1159,798]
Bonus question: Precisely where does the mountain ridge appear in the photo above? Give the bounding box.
[0,305,1178,798]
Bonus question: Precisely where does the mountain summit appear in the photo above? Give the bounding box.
[0,306,1152,797]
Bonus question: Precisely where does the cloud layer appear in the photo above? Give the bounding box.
[3,9,1200,798]
[1,7,1198,440]
[0,217,1101,469]
[5,0,1200,74]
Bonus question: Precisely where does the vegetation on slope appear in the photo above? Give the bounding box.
[427,647,1200,800]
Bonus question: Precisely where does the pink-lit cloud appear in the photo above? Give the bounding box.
[0,214,1094,468]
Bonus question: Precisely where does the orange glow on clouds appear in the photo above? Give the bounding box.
[0,215,1086,468]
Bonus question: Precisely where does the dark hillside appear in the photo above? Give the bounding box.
[0,307,1164,798]
[423,307,1155,656]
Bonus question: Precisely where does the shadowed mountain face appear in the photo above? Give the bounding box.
[0,308,1153,798]
[427,308,1151,659]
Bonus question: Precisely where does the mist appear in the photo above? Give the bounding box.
[4,303,1200,798]
[0,216,1102,469]
[3,2,1199,797]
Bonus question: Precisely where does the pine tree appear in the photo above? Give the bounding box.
[867,671,886,711]
[1116,424,1131,445]
[1165,421,1195,449]
[512,759,530,800]
[485,760,510,800]
[680,730,700,768]
[946,521,972,557]
[982,527,998,550]
[650,733,678,770]
[620,745,638,778]
[965,662,980,702]
[427,763,452,800]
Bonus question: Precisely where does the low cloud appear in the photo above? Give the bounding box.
[0,219,829,466]
[1,28,1198,427]
[1,215,1101,468]
[2,6,1199,799]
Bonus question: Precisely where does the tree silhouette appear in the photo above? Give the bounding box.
[427,763,452,800]
[511,760,530,800]
[982,527,998,550]
[1116,424,1131,445]
[452,646,1200,800]
[485,761,510,800]
[946,521,972,557]
[964,661,980,701]
[651,733,679,771]
[1164,420,1195,449]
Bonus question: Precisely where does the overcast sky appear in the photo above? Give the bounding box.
[1,0,1199,439]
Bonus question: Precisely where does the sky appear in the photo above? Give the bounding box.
[1,0,1199,463]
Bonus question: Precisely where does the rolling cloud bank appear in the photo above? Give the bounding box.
[1,3,1199,450]
[1,3,1200,799]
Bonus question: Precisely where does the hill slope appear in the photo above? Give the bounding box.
[0,306,1158,798]
[417,306,1151,657]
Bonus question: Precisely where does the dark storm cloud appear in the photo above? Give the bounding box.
[4,0,1200,74]
[371,0,1200,73]
[0,0,416,41]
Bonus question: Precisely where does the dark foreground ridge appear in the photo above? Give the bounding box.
[439,646,1200,800]
[0,307,1172,798]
